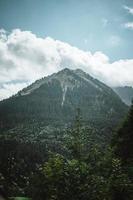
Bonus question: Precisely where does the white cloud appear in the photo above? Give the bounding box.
[124,22,133,29]
[0,82,28,100]
[123,5,133,15]
[123,5,133,30]
[0,29,133,100]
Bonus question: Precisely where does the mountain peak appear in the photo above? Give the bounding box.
[57,68,85,76]
[59,68,72,73]
[55,68,74,77]
[18,68,108,97]
[0,68,128,136]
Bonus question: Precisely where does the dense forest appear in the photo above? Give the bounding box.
[0,104,133,200]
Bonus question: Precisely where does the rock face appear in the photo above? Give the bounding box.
[113,86,133,106]
[0,68,128,133]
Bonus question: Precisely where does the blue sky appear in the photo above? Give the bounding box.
[0,0,133,61]
[0,0,133,100]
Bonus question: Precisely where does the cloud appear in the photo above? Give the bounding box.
[0,82,28,100]
[0,29,133,100]
[123,5,133,15]
[124,22,133,29]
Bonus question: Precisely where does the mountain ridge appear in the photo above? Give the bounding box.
[0,68,128,137]
[113,86,133,106]
[17,68,114,98]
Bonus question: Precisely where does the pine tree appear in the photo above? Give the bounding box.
[65,108,85,160]
[113,102,133,164]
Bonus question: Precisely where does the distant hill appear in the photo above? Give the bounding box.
[0,68,128,138]
[113,86,133,106]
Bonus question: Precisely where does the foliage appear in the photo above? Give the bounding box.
[113,102,133,165]
[0,106,133,199]
[29,110,133,200]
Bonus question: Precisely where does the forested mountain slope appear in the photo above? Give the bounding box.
[0,68,128,137]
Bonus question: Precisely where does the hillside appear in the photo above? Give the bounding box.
[0,68,128,138]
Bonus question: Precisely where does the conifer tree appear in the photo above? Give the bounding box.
[113,102,133,164]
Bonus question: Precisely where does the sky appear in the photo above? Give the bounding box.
[0,0,133,99]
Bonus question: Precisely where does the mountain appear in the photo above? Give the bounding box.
[113,86,133,106]
[0,68,128,138]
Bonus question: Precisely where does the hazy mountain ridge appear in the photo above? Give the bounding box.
[113,86,133,106]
